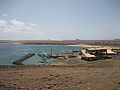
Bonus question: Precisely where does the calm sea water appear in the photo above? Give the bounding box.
[0,43,85,65]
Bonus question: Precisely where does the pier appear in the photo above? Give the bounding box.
[37,48,118,62]
[38,50,81,60]
[12,53,35,65]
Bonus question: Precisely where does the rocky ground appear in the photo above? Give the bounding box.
[0,55,120,90]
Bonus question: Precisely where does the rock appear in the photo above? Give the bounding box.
[46,84,53,89]
[19,87,25,89]
[14,83,18,85]
[66,76,69,78]
[50,74,53,76]
[78,81,82,84]
[66,80,68,82]
[46,85,52,89]
[118,82,120,84]
[48,78,52,81]
[0,84,5,86]
[41,77,47,79]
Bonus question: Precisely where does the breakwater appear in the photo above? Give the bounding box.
[12,53,35,65]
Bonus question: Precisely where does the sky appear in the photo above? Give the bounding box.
[0,0,120,40]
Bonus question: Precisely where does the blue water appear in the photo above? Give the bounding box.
[0,43,85,65]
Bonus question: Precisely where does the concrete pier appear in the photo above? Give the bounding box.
[12,53,35,65]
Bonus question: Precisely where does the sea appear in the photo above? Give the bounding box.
[0,43,85,65]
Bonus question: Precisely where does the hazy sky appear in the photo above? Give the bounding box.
[0,0,120,40]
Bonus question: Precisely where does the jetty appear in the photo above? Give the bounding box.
[112,48,120,54]
[38,50,81,60]
[86,48,117,55]
[48,52,81,59]
[81,50,96,60]
[80,47,118,60]
[37,47,118,61]
[38,54,49,63]
[13,53,35,65]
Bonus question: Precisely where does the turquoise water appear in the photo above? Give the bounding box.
[0,43,85,65]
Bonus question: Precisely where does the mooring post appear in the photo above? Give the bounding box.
[51,48,53,55]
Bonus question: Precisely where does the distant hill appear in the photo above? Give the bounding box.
[114,39,120,41]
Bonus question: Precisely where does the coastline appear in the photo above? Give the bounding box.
[69,44,120,49]
[0,41,120,90]
[68,44,99,48]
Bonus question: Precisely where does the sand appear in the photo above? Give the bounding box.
[69,44,119,49]
[0,55,120,90]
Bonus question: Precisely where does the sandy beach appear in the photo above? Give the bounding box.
[69,43,120,49]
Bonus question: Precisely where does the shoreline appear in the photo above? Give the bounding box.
[0,43,119,66]
[69,44,120,49]
[68,44,99,48]
[0,42,120,89]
